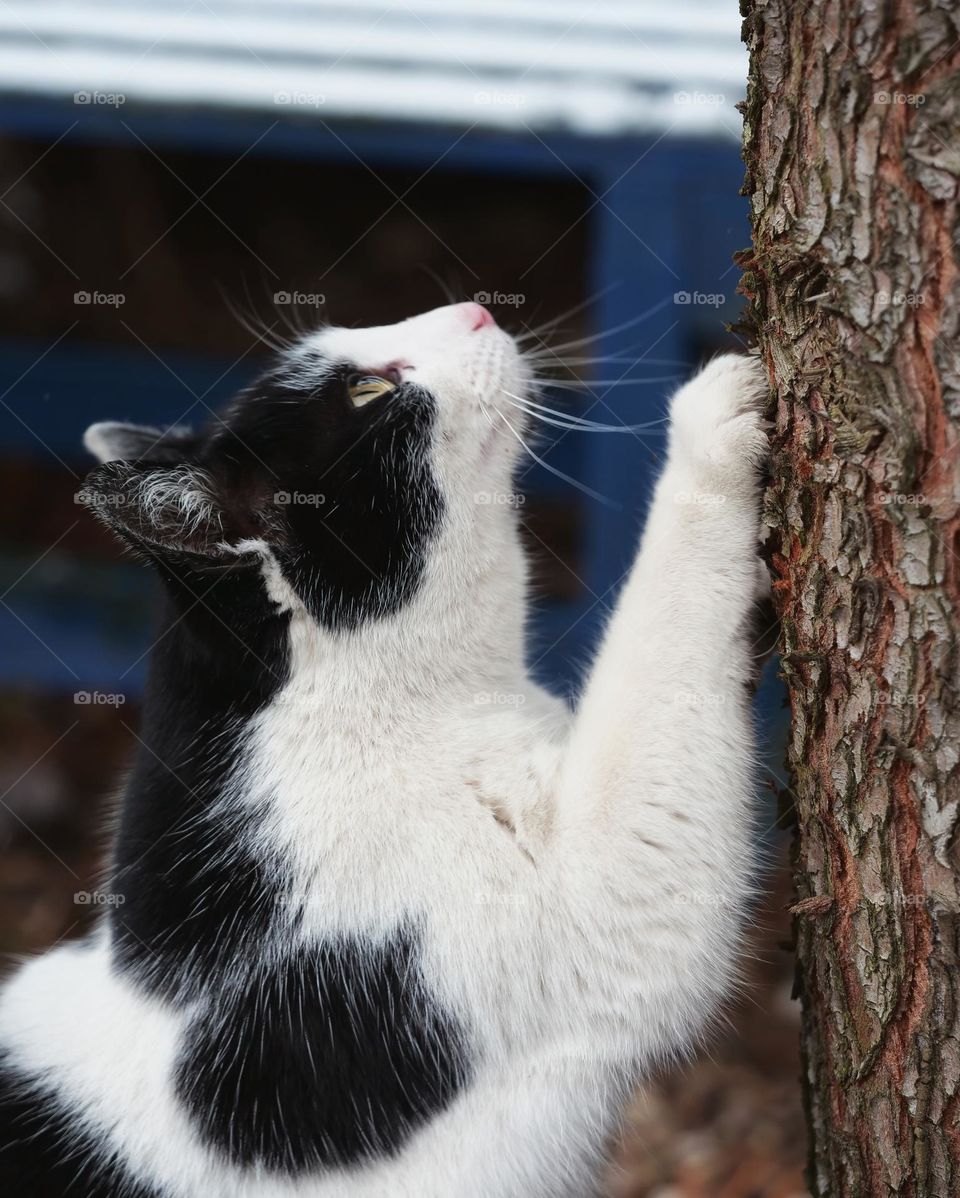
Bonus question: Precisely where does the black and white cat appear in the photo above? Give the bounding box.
[0,302,768,1197]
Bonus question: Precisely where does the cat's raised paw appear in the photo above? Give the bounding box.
[668,354,770,482]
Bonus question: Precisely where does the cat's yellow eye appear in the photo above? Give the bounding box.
[348,375,396,407]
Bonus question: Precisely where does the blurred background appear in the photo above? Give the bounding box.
[0,2,804,1194]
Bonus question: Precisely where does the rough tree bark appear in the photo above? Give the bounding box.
[738,1,960,1194]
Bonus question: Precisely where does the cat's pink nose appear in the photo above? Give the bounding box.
[456,302,495,331]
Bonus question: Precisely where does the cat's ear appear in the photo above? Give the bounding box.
[83,421,201,465]
[80,460,240,562]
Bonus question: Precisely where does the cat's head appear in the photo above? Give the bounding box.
[82,303,530,631]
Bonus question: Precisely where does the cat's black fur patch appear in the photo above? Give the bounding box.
[213,365,444,630]
[175,931,471,1172]
[0,1055,159,1198]
[86,355,444,633]
[108,571,292,1001]
[100,354,444,1000]
[78,342,455,1171]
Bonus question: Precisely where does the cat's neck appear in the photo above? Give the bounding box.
[138,505,530,744]
[281,513,530,714]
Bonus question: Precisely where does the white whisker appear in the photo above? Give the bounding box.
[501,390,665,435]
[520,295,675,357]
[513,285,619,342]
[523,354,688,367]
[491,404,620,508]
[530,376,680,390]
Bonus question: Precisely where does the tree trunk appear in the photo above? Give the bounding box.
[738,1,960,1194]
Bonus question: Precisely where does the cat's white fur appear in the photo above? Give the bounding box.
[0,305,767,1196]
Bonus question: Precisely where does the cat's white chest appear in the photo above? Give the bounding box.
[244,697,547,916]
[235,692,559,1052]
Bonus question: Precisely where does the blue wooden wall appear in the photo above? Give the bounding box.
[0,103,758,711]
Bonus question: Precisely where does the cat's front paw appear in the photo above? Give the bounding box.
[668,354,770,487]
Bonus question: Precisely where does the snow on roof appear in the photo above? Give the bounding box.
[0,0,747,139]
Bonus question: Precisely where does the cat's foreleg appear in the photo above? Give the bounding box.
[548,354,770,1065]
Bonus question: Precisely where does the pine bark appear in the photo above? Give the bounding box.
[739,1,960,1194]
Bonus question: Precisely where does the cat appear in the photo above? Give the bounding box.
[0,301,768,1197]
